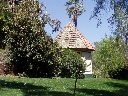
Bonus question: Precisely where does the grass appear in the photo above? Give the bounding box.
[0,77,128,96]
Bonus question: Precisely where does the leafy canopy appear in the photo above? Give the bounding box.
[1,0,61,77]
[93,36,126,77]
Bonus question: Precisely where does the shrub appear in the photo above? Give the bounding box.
[109,65,128,80]
[59,48,85,78]
[93,37,126,78]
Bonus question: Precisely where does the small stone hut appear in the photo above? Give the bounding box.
[54,22,95,77]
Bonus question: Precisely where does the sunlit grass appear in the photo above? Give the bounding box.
[0,77,128,96]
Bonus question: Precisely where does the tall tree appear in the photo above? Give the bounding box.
[93,0,128,67]
[1,0,61,77]
[92,0,128,38]
[65,0,85,27]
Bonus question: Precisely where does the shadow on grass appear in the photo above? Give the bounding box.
[69,82,128,96]
[49,91,73,96]
[70,88,117,96]
[105,82,128,96]
[0,79,73,96]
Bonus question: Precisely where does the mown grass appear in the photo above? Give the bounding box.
[0,77,128,96]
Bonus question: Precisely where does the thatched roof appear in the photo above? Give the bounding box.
[54,22,95,51]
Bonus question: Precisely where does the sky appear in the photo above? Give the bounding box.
[39,0,113,45]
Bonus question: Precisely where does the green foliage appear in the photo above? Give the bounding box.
[1,0,61,78]
[92,0,128,79]
[59,48,85,78]
[65,0,85,26]
[93,0,128,36]
[65,0,85,18]
[93,36,126,78]
[0,1,12,49]
[109,66,128,80]
[1,0,86,79]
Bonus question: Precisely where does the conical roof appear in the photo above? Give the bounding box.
[54,22,95,51]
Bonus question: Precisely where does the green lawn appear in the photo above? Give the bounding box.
[0,77,128,96]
